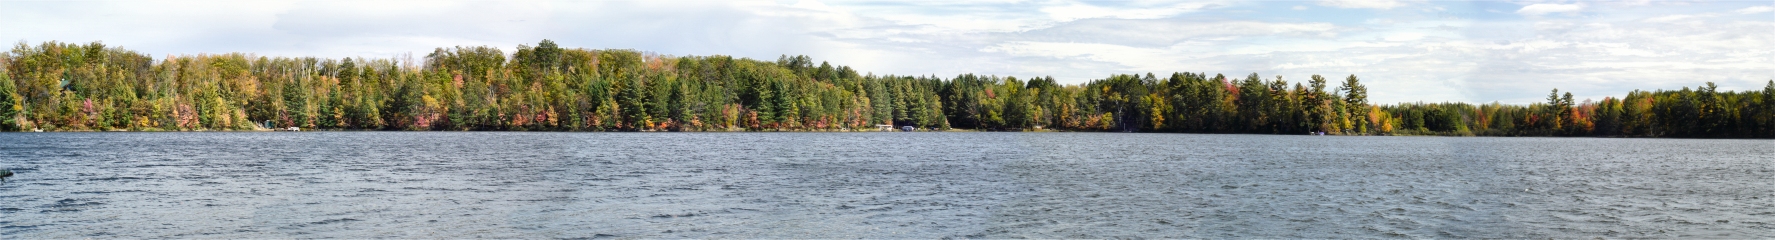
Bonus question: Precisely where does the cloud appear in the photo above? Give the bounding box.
[1383,32,1425,41]
[788,0,839,12]
[1318,0,1404,9]
[1516,3,1583,16]
[1736,6,1774,14]
[980,41,1180,68]
[1643,14,1695,23]
[3,0,1770,104]
[1640,4,1767,23]
[1007,20,1340,48]
[1037,1,1220,21]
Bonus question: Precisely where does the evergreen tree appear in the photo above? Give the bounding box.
[1339,75,1367,134]
[0,69,17,131]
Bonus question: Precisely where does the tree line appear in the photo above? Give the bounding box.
[1,40,1770,138]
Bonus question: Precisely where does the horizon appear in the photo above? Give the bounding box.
[4,0,1772,104]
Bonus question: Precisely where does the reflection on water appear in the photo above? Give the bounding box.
[0,132,1770,238]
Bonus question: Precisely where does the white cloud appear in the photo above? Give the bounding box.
[1383,32,1425,41]
[1318,0,1404,10]
[787,0,838,12]
[1009,20,1340,47]
[3,0,1770,104]
[1643,14,1695,22]
[1516,3,1583,16]
[1735,6,1774,14]
[1038,1,1218,21]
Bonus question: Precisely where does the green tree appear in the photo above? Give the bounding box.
[1339,75,1367,134]
[0,69,17,131]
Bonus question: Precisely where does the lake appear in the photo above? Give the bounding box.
[0,132,1770,238]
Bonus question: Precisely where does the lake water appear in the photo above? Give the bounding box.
[0,132,1770,238]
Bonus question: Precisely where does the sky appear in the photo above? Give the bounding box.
[2,0,1771,104]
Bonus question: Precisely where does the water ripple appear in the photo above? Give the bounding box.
[0,132,1769,238]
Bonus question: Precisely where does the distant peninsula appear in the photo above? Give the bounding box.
[1,40,1770,138]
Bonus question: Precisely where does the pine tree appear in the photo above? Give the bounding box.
[0,70,17,131]
[1339,75,1367,134]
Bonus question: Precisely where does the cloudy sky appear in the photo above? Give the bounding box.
[3,0,1771,104]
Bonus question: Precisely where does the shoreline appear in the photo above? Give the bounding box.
[9,128,1759,139]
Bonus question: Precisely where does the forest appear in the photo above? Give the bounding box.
[2,40,1771,138]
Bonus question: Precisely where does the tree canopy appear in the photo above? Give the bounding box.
[1,40,1768,138]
